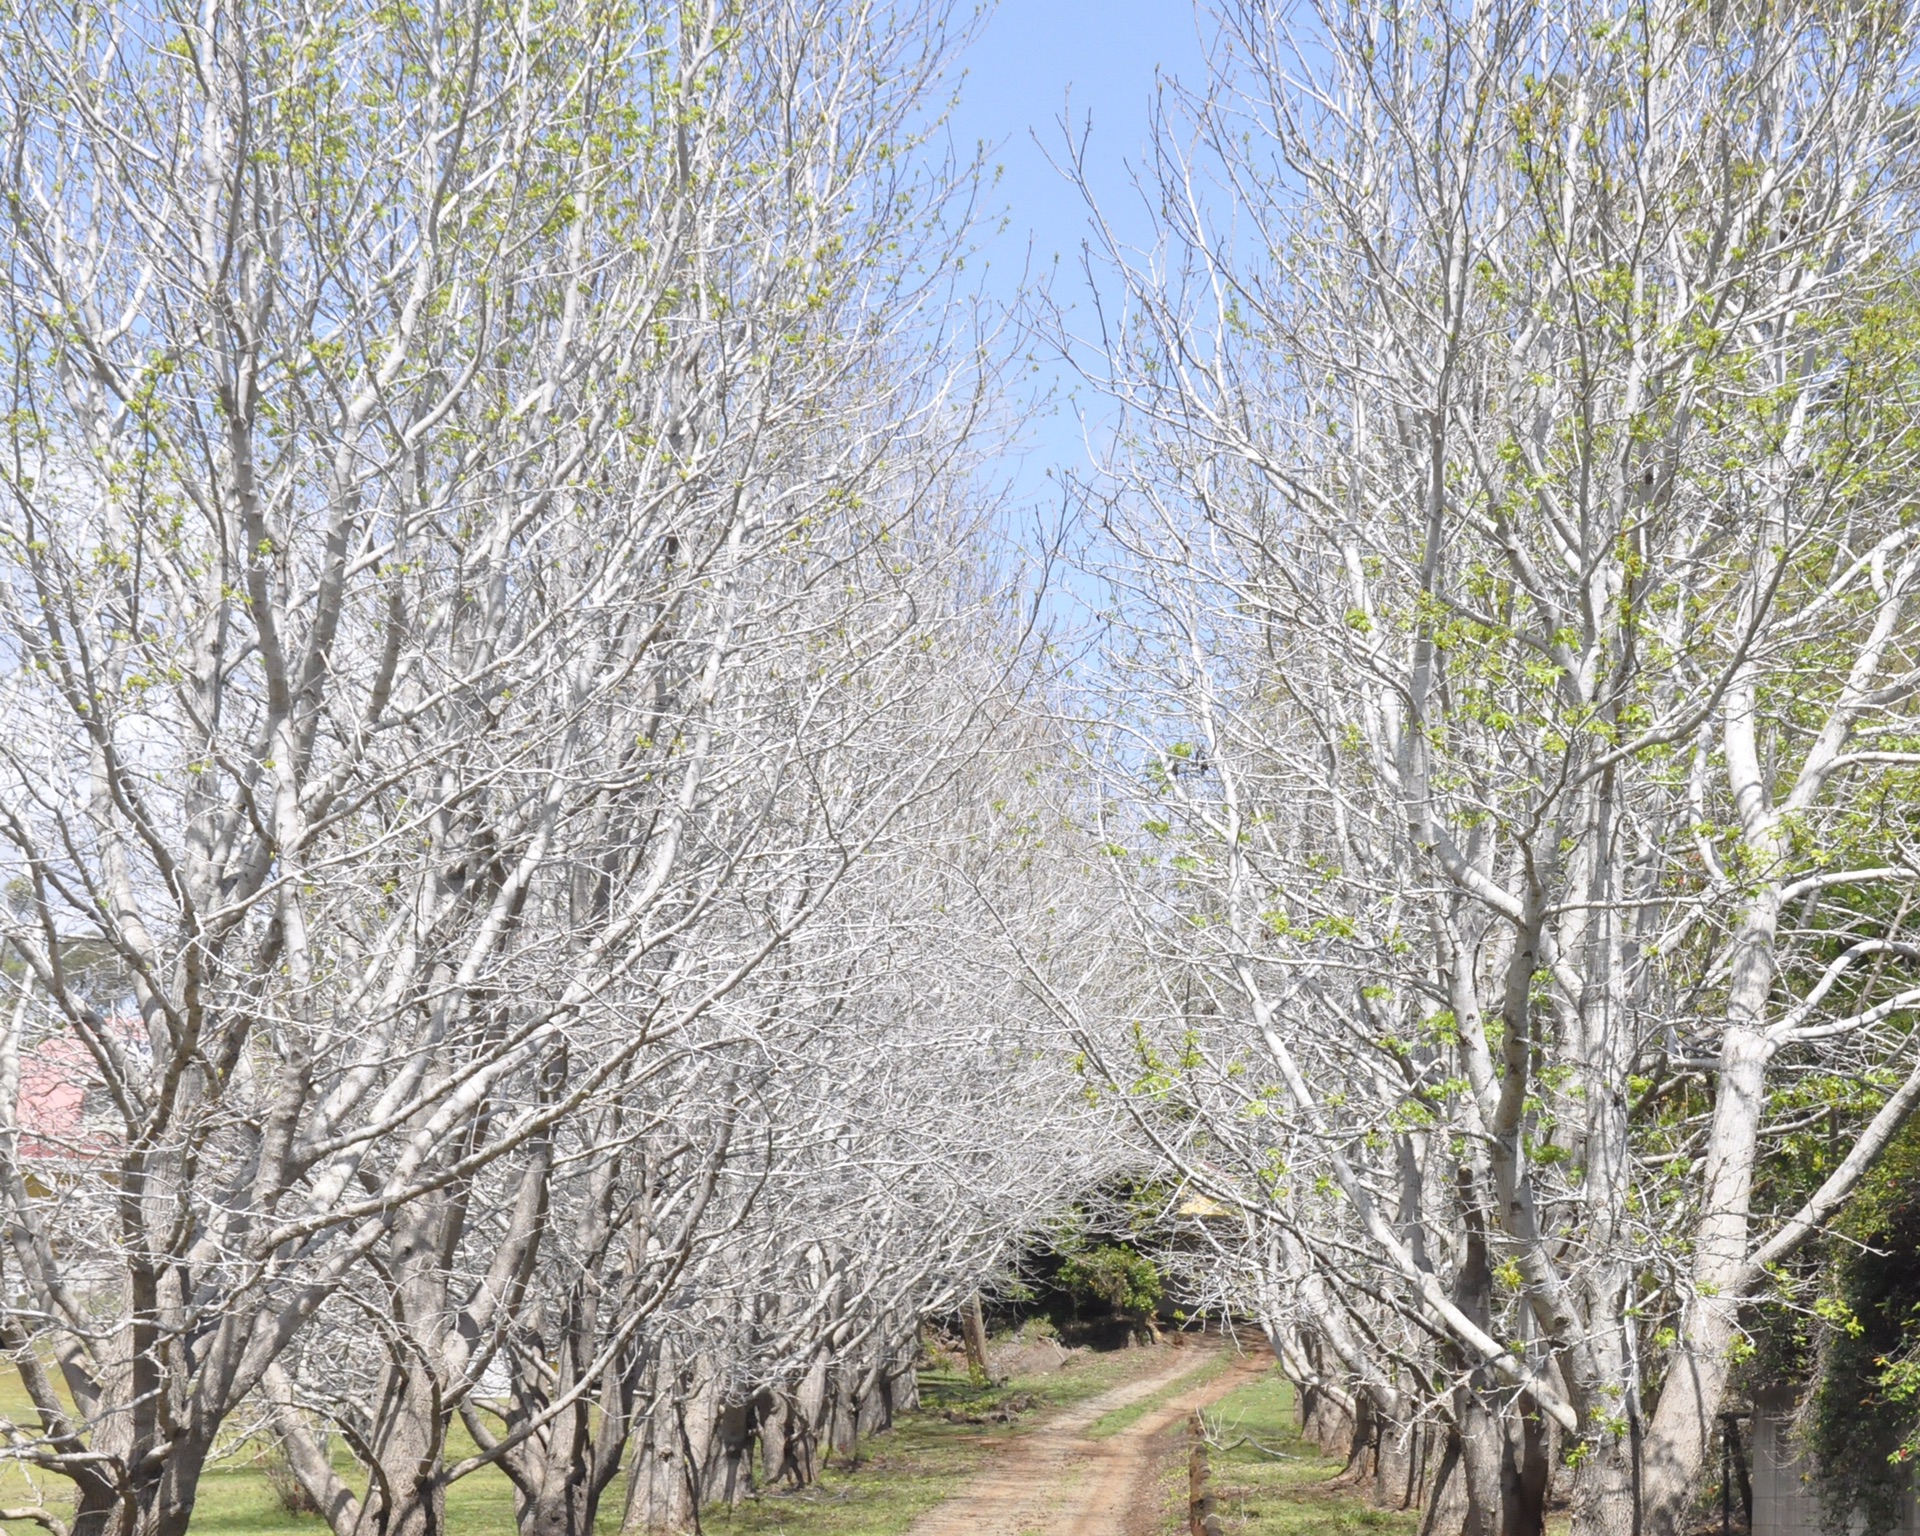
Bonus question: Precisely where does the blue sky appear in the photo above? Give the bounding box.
[939,1,1210,508]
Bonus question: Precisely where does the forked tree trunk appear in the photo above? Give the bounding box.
[825,1365,859,1460]
[755,1389,798,1489]
[622,1384,693,1535]
[623,1350,722,1535]
[960,1293,992,1384]
[350,1382,447,1536]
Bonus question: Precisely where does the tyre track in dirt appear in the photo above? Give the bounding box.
[904,1343,1267,1536]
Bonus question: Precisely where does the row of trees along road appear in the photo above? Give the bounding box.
[0,0,1114,1533]
[13,1,1920,1535]
[1036,2,1920,1536]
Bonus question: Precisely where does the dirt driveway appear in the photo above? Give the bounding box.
[904,1343,1266,1536]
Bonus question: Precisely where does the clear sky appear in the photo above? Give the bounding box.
[940,1,1210,509]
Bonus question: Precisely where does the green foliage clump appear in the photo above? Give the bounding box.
[1055,1243,1164,1326]
[1807,1120,1920,1536]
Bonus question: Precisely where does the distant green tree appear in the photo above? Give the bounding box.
[1056,1243,1164,1342]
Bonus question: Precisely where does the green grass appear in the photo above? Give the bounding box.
[1084,1349,1237,1440]
[0,1370,562,1536]
[1185,1369,1420,1536]
[183,1437,573,1536]
[700,1393,980,1536]
[8,1350,1406,1536]
[167,1462,349,1536]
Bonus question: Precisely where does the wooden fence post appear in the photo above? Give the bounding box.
[1189,1411,1223,1536]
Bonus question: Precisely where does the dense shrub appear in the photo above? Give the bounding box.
[1808,1122,1920,1535]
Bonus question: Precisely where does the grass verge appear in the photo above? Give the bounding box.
[1142,1366,1421,1536]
